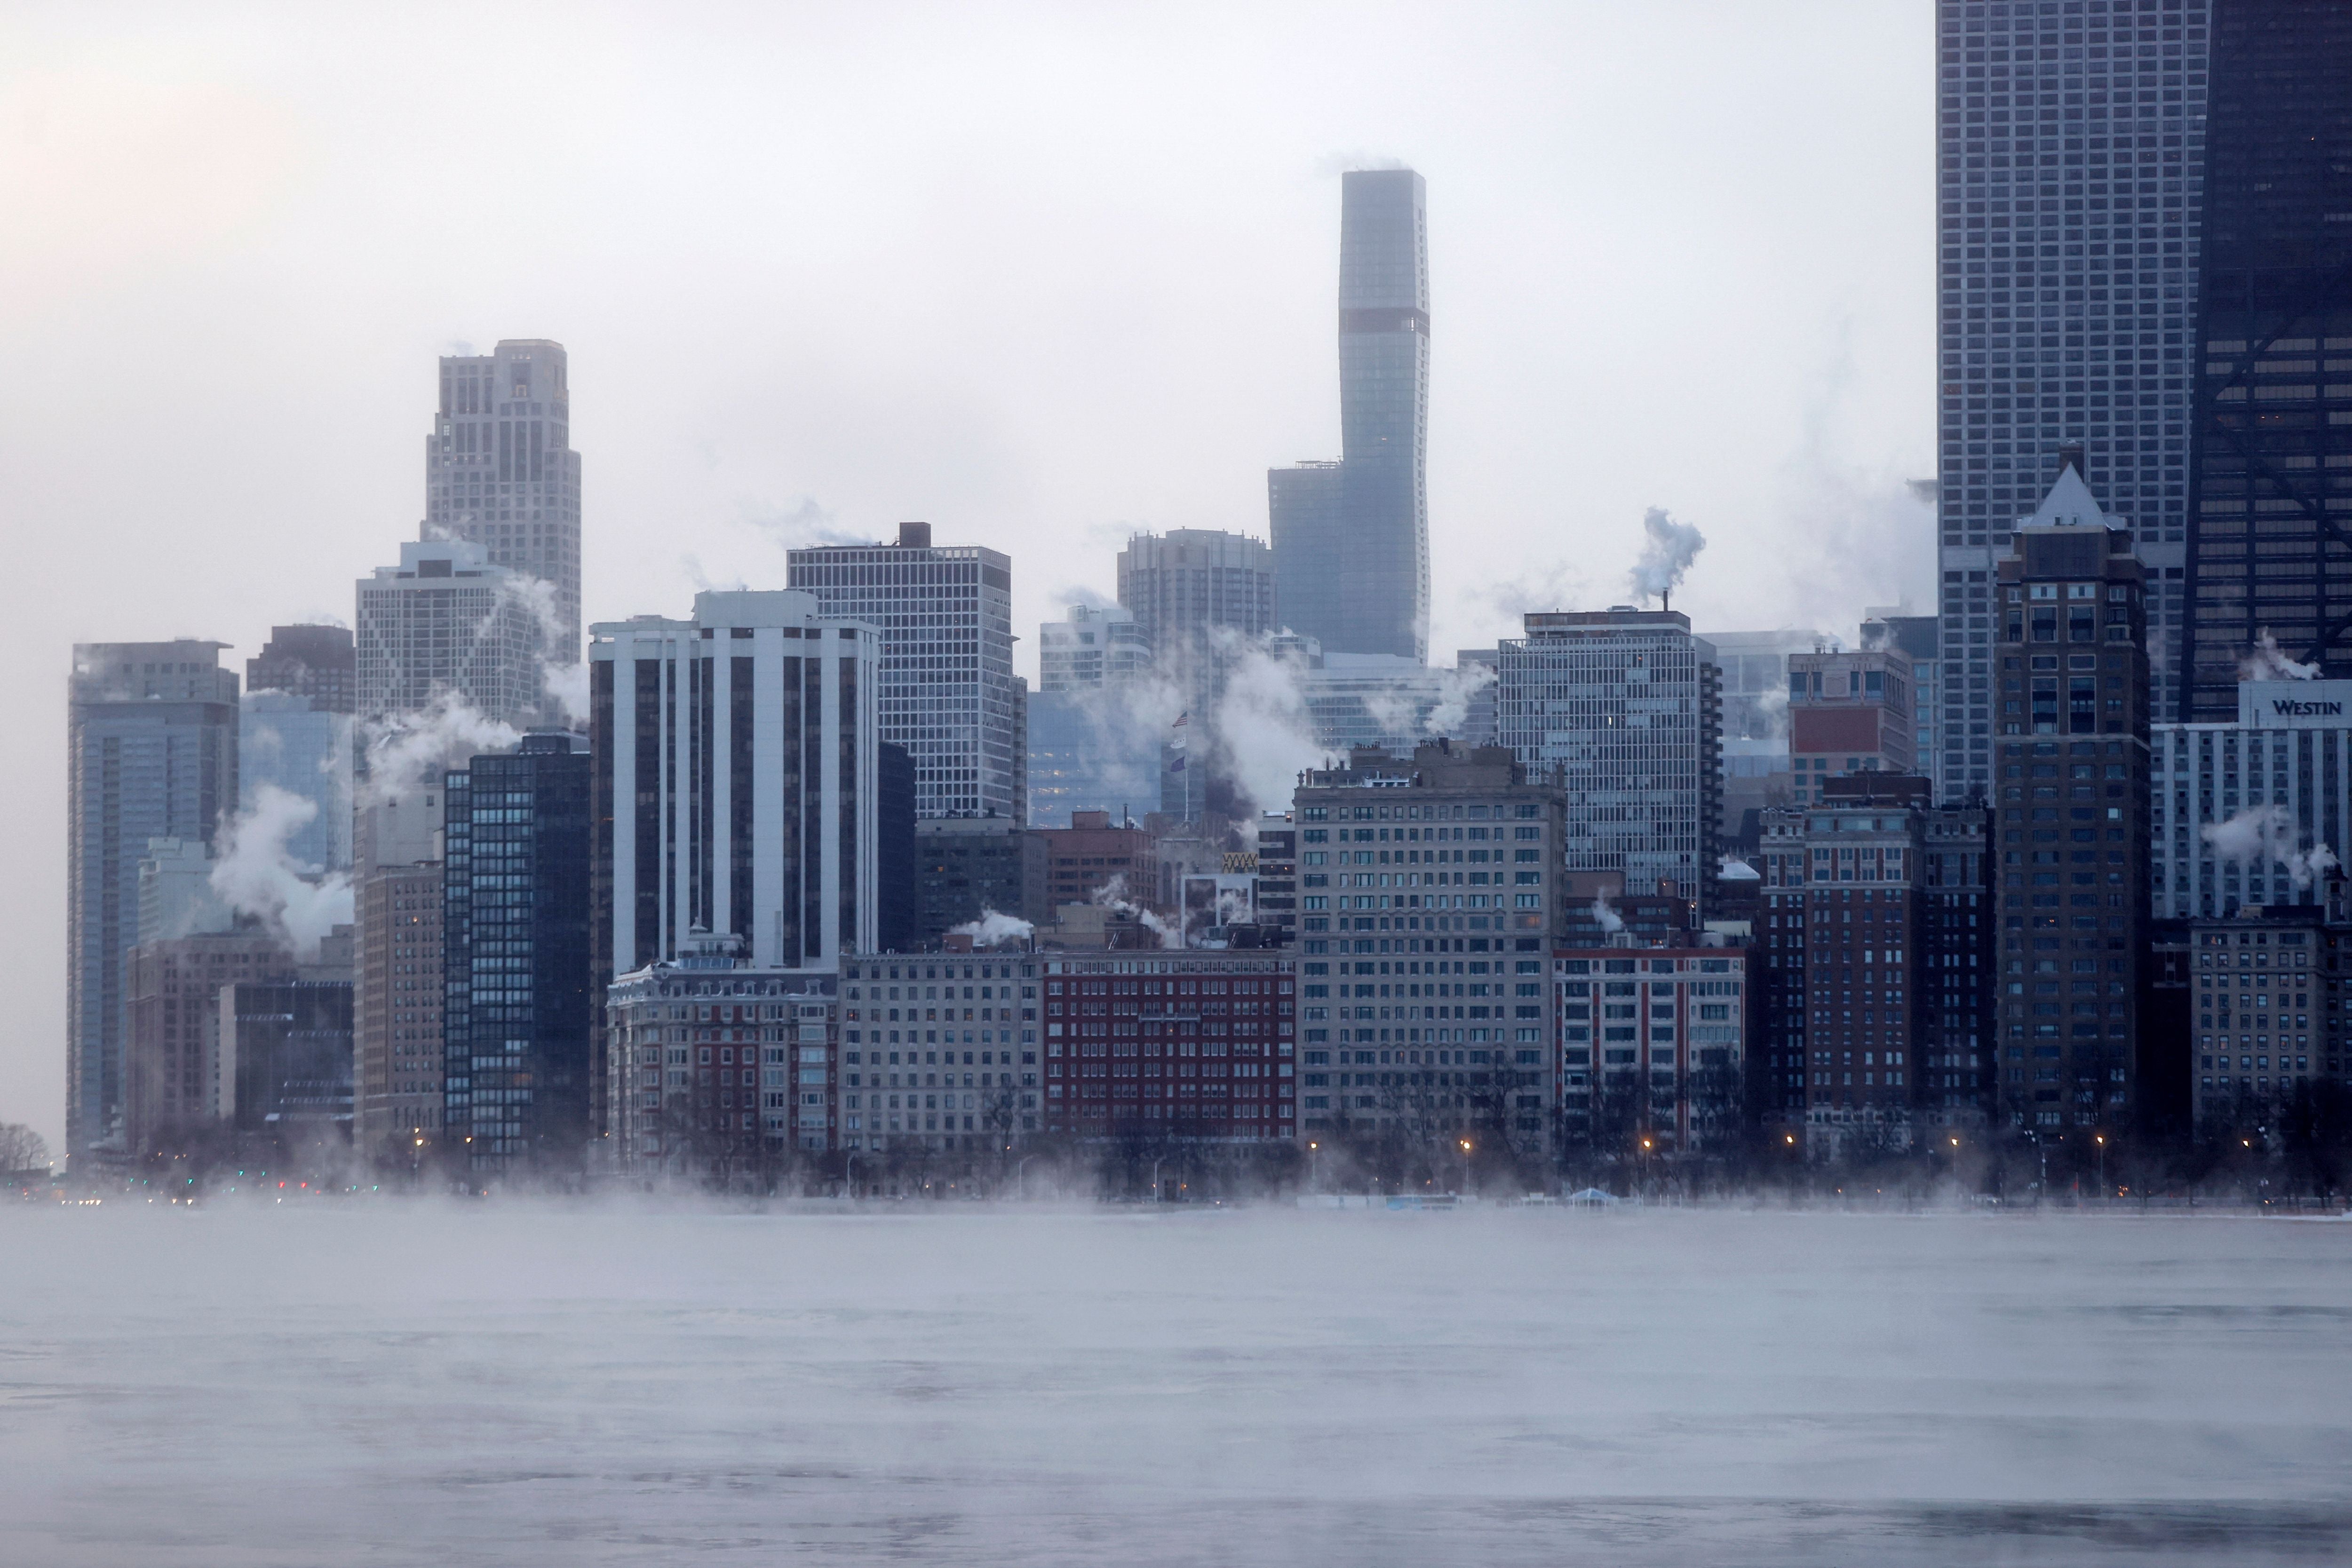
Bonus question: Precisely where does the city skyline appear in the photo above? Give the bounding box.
[7,3,1934,1152]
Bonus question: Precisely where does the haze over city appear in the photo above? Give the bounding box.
[10,4,2352,1565]
[0,1,1932,1145]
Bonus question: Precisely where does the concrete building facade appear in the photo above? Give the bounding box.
[589,590,880,1002]
[1496,609,1722,910]
[787,522,1017,820]
[423,339,582,661]
[356,539,545,729]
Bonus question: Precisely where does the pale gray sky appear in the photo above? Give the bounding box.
[0,1,1932,1150]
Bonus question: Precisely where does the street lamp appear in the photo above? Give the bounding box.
[2094,1133,2106,1201]
[1016,1153,1035,1200]
[1307,1140,1320,1194]
[1150,1157,1164,1204]
[1458,1138,1472,1197]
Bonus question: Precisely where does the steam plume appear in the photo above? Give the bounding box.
[2201,804,2341,892]
[497,573,588,724]
[360,692,521,807]
[949,909,1033,946]
[1591,895,1625,934]
[210,785,354,960]
[1091,873,1180,949]
[1629,507,1705,606]
[2242,631,2320,682]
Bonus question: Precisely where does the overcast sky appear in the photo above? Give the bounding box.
[0,1,1931,1149]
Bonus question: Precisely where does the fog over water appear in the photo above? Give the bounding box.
[5,1207,2348,1565]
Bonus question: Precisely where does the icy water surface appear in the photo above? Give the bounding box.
[3,1204,2348,1565]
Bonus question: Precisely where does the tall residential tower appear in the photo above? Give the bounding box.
[66,643,240,1166]
[1270,167,1431,661]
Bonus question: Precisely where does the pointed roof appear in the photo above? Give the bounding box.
[2018,459,2109,530]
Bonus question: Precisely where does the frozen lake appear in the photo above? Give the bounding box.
[4,1203,2348,1565]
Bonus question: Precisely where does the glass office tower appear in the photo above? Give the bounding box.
[2179,2,2352,718]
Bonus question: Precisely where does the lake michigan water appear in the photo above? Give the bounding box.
[3,1202,2347,1565]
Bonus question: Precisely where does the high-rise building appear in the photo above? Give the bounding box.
[1269,168,1431,661]
[914,819,1048,941]
[1300,653,1460,753]
[356,539,545,729]
[1751,775,1994,1142]
[876,741,919,953]
[787,521,1016,820]
[1934,2,2203,793]
[1116,530,1275,671]
[1037,810,1157,914]
[836,952,1034,1151]
[423,339,581,662]
[218,978,354,1163]
[355,861,444,1153]
[67,642,239,1168]
[1706,629,1840,844]
[1116,528,1277,822]
[1786,646,1918,804]
[1453,649,1500,749]
[1553,945,1748,1159]
[1990,478,2151,1139]
[1039,604,1151,692]
[1863,611,1945,799]
[588,589,880,990]
[1290,743,1565,1150]
[1033,947,1294,1142]
[2189,905,2344,1134]
[1922,798,1996,1123]
[606,945,842,1164]
[1496,609,1722,911]
[246,625,355,715]
[2152,679,2352,918]
[441,733,592,1177]
[124,931,298,1161]
[1025,688,1168,829]
[239,691,353,874]
[2181,5,2352,716]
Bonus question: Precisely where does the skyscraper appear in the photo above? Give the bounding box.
[441,733,592,1176]
[423,340,581,663]
[588,589,880,985]
[1038,604,1151,692]
[247,624,354,714]
[356,538,545,729]
[1988,472,2150,1139]
[1269,167,1431,661]
[239,691,353,874]
[1115,530,1274,671]
[787,521,1016,820]
[1495,610,1723,910]
[1118,529,1278,821]
[66,642,240,1167]
[2179,3,2352,717]
[1934,1,2204,796]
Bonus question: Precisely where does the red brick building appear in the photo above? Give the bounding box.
[1041,950,1295,1138]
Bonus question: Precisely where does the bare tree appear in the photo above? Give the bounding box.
[0,1122,50,1173]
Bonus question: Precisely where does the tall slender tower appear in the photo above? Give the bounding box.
[422,340,581,664]
[66,642,240,1168]
[1933,2,2206,797]
[1271,167,1430,661]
